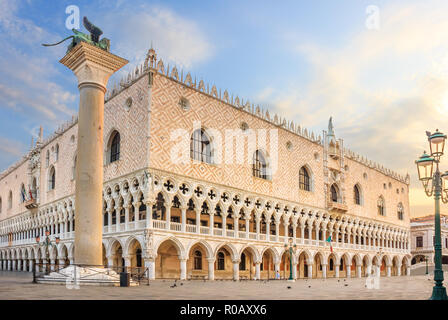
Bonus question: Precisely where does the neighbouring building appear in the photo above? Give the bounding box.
[410,215,448,265]
[0,48,412,280]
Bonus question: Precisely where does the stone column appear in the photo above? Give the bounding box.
[60,41,127,266]
[17,260,22,272]
[346,264,351,278]
[166,203,171,231]
[209,212,215,236]
[321,263,327,278]
[59,259,66,269]
[335,264,340,278]
[275,220,279,242]
[292,223,297,244]
[107,255,114,268]
[180,259,187,280]
[29,259,34,272]
[406,266,411,276]
[50,259,55,271]
[357,265,362,278]
[12,260,16,271]
[195,209,201,234]
[366,264,372,276]
[232,260,240,281]
[386,265,391,277]
[222,213,227,236]
[255,262,261,280]
[144,257,155,280]
[207,259,215,280]
[245,218,250,239]
[255,217,260,240]
[300,226,305,244]
[124,206,130,231]
[397,264,401,276]
[307,263,313,278]
[181,207,187,233]
[234,216,239,238]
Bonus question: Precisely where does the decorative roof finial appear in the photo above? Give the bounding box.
[328,116,335,137]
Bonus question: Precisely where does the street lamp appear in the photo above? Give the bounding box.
[415,129,448,300]
[425,256,429,275]
[284,238,297,281]
[36,230,60,273]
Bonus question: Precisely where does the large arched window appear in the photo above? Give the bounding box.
[48,166,56,190]
[299,166,311,191]
[239,253,246,270]
[194,250,202,270]
[377,196,385,216]
[354,184,361,205]
[8,191,12,209]
[72,155,77,180]
[397,203,404,220]
[217,252,225,270]
[55,144,59,161]
[190,129,212,163]
[20,184,26,203]
[46,150,50,167]
[330,184,339,202]
[109,131,121,163]
[252,150,267,179]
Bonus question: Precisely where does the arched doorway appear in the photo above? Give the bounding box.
[313,252,324,278]
[327,253,337,278]
[297,251,309,279]
[110,241,124,272]
[260,248,275,280]
[214,246,233,280]
[239,247,257,280]
[362,255,370,277]
[187,243,209,280]
[380,256,387,276]
[128,239,143,272]
[155,239,181,279]
[280,250,291,279]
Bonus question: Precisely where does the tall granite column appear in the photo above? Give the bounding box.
[60,42,128,265]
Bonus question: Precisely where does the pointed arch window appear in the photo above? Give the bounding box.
[46,150,50,167]
[299,166,311,191]
[55,144,59,161]
[20,184,26,203]
[377,197,385,216]
[48,166,56,190]
[330,184,339,202]
[354,185,361,205]
[239,253,246,270]
[253,150,267,179]
[194,250,202,270]
[8,191,12,209]
[110,132,121,163]
[190,129,212,163]
[397,203,404,220]
[217,252,225,270]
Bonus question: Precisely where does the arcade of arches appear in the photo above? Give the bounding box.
[0,236,411,280]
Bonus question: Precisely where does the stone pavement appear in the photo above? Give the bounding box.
[0,271,443,300]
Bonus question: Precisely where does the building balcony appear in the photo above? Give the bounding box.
[327,201,348,213]
[24,198,38,210]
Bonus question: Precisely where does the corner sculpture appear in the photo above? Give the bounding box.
[42,17,110,52]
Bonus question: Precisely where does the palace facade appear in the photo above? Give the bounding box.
[0,48,411,280]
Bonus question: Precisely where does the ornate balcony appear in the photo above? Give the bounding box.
[327,200,348,213]
[24,198,38,210]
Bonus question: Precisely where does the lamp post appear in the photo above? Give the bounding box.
[425,256,429,275]
[415,129,448,300]
[284,238,297,281]
[36,230,60,273]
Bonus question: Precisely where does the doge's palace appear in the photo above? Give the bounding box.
[0,47,411,281]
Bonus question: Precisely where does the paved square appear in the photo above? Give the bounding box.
[0,271,443,300]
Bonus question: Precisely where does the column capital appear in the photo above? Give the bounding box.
[207,258,216,263]
[60,41,128,90]
[232,259,241,264]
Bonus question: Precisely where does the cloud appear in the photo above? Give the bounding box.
[255,1,448,217]
[90,3,214,80]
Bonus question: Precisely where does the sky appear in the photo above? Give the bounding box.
[0,0,447,218]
